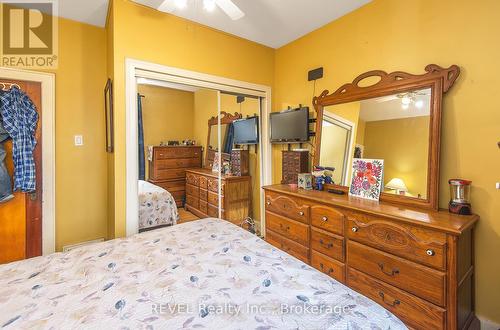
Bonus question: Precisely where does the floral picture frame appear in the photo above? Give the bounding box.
[349,158,384,201]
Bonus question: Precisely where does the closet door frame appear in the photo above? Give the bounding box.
[125,59,272,236]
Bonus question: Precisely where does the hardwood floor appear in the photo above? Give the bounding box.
[178,208,199,223]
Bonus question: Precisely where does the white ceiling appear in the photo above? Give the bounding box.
[48,0,371,47]
[53,0,109,27]
[132,0,371,48]
[360,88,431,122]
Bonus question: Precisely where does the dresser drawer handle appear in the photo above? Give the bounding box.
[319,239,334,248]
[426,249,435,256]
[319,263,334,274]
[378,263,400,276]
[322,216,328,222]
[378,291,400,307]
[266,201,271,206]
[351,227,359,233]
[298,211,304,216]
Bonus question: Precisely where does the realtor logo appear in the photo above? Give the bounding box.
[1,0,58,68]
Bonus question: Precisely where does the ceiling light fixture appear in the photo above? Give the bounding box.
[174,0,187,9]
[203,0,216,12]
[157,0,245,20]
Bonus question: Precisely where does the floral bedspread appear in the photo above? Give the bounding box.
[139,180,179,230]
[0,219,407,329]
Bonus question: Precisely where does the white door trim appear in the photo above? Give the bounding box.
[125,58,272,236]
[0,67,56,256]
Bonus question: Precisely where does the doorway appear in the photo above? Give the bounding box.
[0,67,55,259]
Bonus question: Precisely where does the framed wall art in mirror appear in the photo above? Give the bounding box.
[313,65,460,210]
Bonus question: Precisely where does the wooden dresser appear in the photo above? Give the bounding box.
[263,184,479,330]
[185,168,251,226]
[148,146,202,207]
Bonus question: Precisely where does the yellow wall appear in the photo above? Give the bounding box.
[320,123,349,184]
[363,116,430,198]
[109,0,275,237]
[193,89,219,165]
[221,94,261,222]
[274,0,500,322]
[137,85,195,179]
[2,17,110,250]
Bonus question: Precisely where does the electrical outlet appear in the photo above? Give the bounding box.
[496,182,500,189]
[74,135,83,146]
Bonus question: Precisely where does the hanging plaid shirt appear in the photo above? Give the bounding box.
[0,87,39,192]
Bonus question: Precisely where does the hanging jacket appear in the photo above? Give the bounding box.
[0,87,38,192]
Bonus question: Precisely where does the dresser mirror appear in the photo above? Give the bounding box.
[313,65,460,209]
[205,111,242,169]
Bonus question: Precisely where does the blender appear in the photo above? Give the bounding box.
[448,179,472,215]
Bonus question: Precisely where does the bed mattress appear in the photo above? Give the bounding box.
[0,219,406,329]
[138,180,179,230]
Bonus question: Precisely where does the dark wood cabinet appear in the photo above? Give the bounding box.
[263,184,479,330]
[281,150,309,184]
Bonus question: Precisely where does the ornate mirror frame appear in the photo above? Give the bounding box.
[313,64,460,210]
[205,111,242,168]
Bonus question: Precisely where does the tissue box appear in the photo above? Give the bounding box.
[298,173,313,190]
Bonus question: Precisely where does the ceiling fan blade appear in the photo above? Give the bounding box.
[158,0,176,13]
[215,0,245,20]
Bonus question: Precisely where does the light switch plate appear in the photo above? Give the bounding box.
[496,182,500,189]
[74,135,83,146]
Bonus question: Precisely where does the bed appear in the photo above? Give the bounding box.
[0,219,406,329]
[138,180,179,231]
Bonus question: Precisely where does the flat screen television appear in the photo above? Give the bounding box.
[233,116,259,145]
[270,107,309,143]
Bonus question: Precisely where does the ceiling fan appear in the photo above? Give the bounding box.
[158,0,245,20]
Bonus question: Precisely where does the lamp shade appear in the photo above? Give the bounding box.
[386,178,408,192]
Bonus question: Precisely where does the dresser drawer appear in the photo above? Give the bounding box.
[149,179,185,192]
[207,177,225,194]
[266,212,309,246]
[199,200,208,214]
[170,190,185,202]
[347,268,445,330]
[186,194,199,209]
[186,183,199,198]
[155,147,201,160]
[265,191,309,224]
[311,205,345,235]
[154,158,202,170]
[199,188,208,202]
[348,241,445,306]
[311,251,345,283]
[199,176,208,189]
[266,230,309,263]
[311,228,344,262]
[186,173,199,186]
[207,204,225,218]
[208,191,224,207]
[347,214,447,270]
[154,169,186,180]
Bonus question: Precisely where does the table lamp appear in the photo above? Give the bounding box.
[386,178,408,195]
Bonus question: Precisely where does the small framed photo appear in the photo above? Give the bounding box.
[354,144,364,159]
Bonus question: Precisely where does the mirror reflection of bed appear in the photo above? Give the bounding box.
[319,88,431,199]
[137,80,262,234]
